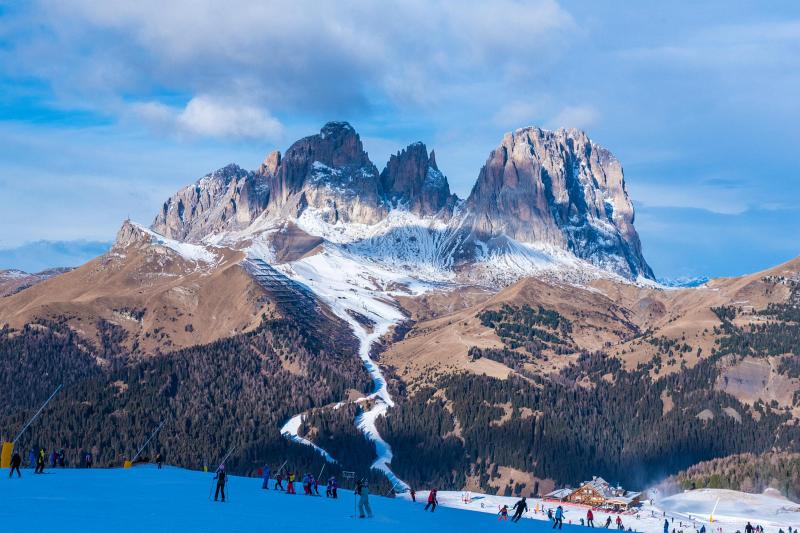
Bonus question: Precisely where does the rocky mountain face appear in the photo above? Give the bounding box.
[380,142,456,217]
[152,164,268,241]
[466,127,652,279]
[150,121,653,280]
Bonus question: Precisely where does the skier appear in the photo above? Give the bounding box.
[424,488,438,512]
[9,452,22,478]
[213,465,227,502]
[85,452,93,468]
[745,524,753,533]
[275,471,284,491]
[156,452,163,469]
[511,496,528,523]
[357,480,373,518]
[286,472,296,494]
[410,488,416,502]
[499,505,510,521]
[58,449,65,467]
[312,475,320,496]
[302,473,311,495]
[261,465,271,489]
[330,476,338,498]
[548,509,554,522]
[664,519,670,533]
[616,516,623,530]
[35,448,45,474]
[588,509,595,527]
[553,505,564,529]
[604,516,612,528]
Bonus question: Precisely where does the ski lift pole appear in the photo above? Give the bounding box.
[131,420,165,463]
[214,444,237,471]
[13,384,62,444]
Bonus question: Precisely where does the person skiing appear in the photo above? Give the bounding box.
[587,509,595,527]
[616,516,623,530]
[9,452,22,478]
[499,505,510,521]
[424,488,438,512]
[604,516,612,528]
[302,473,311,495]
[312,474,320,496]
[275,471,284,491]
[553,505,564,529]
[261,465,270,489]
[745,523,754,533]
[286,471,296,494]
[357,479,373,518]
[330,476,337,498]
[664,519,670,533]
[410,488,416,502]
[511,496,528,523]
[156,452,163,469]
[85,452,93,468]
[35,448,46,474]
[213,465,227,502]
[58,449,65,467]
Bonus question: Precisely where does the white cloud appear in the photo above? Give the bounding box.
[131,96,283,141]
[176,96,283,140]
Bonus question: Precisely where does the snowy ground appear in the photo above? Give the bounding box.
[401,489,800,533]
[0,465,586,533]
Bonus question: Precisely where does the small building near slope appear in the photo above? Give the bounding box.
[545,477,642,511]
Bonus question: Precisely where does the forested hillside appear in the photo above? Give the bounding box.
[0,315,392,489]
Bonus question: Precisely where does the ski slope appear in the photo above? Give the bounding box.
[403,489,800,533]
[0,465,578,533]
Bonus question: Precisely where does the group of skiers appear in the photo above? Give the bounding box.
[7,448,96,477]
[257,464,339,500]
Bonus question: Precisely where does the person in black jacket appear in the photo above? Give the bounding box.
[214,465,227,502]
[156,452,163,469]
[9,452,22,477]
[511,497,528,522]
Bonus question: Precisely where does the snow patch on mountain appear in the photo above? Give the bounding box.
[130,222,219,264]
[280,414,338,464]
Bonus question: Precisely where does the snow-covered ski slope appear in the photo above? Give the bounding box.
[411,489,800,532]
[2,466,798,533]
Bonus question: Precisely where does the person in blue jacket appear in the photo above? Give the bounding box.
[553,505,564,529]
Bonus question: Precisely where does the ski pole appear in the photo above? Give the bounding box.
[318,462,326,481]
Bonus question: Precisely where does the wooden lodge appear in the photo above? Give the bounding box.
[545,477,642,511]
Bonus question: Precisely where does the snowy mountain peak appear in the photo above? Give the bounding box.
[149,121,655,282]
[465,125,653,280]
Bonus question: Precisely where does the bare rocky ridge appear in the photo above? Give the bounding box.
[152,164,269,241]
[466,127,651,279]
[380,142,456,217]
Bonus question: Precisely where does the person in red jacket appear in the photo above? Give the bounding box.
[424,489,438,512]
[587,509,595,527]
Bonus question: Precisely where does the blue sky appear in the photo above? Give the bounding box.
[0,1,798,278]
